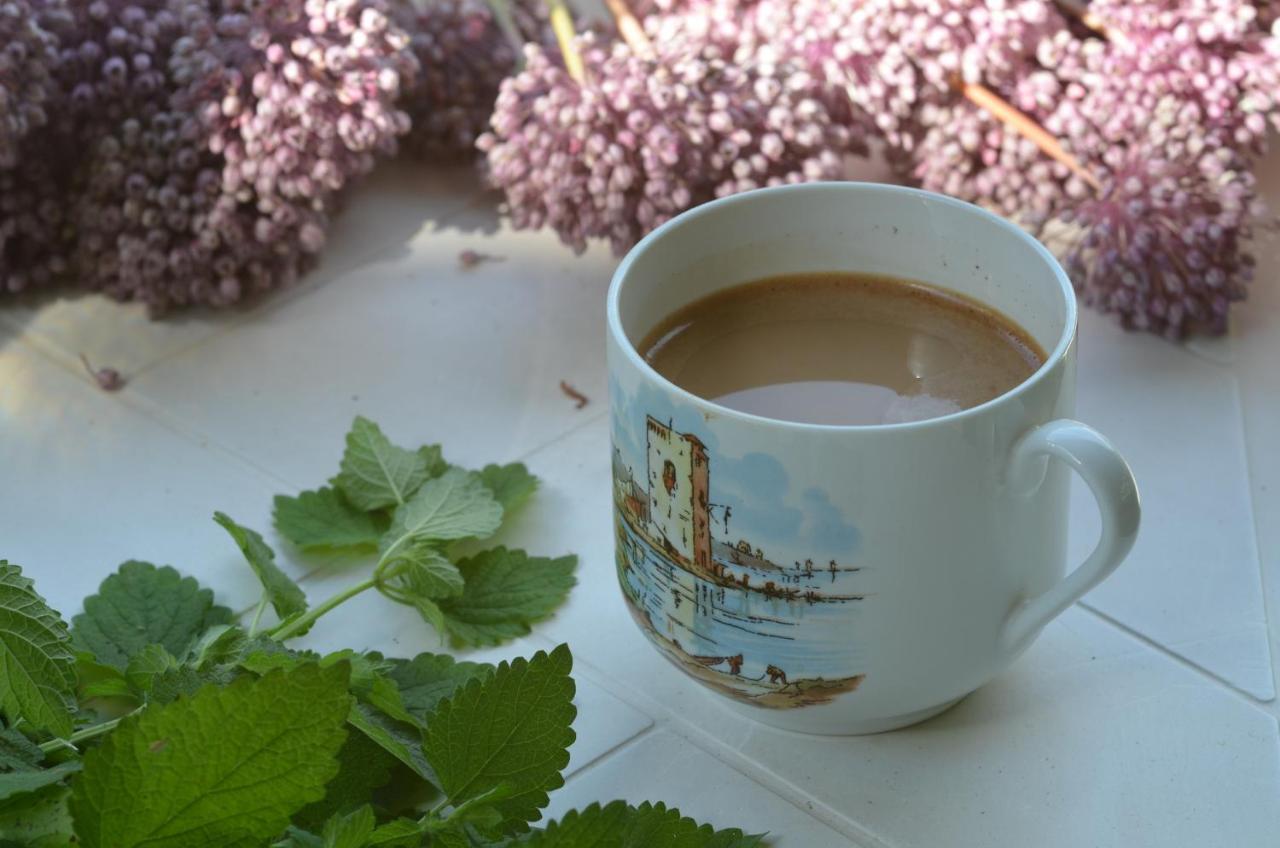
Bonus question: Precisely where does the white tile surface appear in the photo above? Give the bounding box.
[5,147,1280,847]
[558,665,655,777]
[0,337,284,618]
[1232,149,1280,716]
[0,163,482,379]
[736,608,1280,848]
[1071,309,1273,699]
[125,199,614,490]
[549,730,861,845]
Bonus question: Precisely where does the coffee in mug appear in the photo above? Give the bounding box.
[640,271,1046,426]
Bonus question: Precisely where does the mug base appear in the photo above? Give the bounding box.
[724,695,965,736]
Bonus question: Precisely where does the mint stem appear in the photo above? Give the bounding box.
[38,708,142,754]
[247,594,269,638]
[268,576,378,641]
[422,785,511,832]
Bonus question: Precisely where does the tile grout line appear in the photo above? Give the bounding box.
[559,722,659,786]
[106,390,303,492]
[1,327,296,494]
[1228,369,1280,716]
[1077,601,1280,718]
[513,408,610,463]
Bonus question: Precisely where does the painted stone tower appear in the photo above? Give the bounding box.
[645,416,712,577]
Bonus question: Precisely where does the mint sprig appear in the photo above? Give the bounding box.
[265,417,574,646]
[0,417,759,846]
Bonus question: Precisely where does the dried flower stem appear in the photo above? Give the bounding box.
[1053,0,1122,42]
[960,81,1102,191]
[604,0,656,59]
[483,0,528,69]
[546,0,586,82]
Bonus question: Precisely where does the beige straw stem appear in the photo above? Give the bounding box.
[960,80,1103,192]
[546,0,586,83]
[604,0,657,59]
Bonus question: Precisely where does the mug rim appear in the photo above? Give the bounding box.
[606,181,1078,433]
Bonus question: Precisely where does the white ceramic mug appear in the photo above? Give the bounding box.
[606,183,1141,735]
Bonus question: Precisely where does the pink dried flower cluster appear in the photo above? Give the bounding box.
[0,0,1275,339]
[480,0,1277,337]
[0,1,57,168]
[0,0,415,312]
[392,0,549,159]
[895,0,1273,336]
[478,28,857,254]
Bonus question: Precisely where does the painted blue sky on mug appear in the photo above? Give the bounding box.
[610,375,860,570]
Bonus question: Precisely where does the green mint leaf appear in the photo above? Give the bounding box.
[77,652,137,704]
[273,826,323,848]
[364,674,420,728]
[347,704,435,785]
[407,594,446,637]
[430,831,473,848]
[518,801,764,847]
[417,444,448,478]
[450,783,514,833]
[478,463,539,514]
[214,513,308,619]
[0,727,43,772]
[707,834,767,848]
[386,653,493,722]
[146,666,208,705]
[320,804,375,848]
[381,544,465,603]
[0,562,76,736]
[0,783,75,846]
[0,762,80,803]
[238,650,302,677]
[338,417,432,510]
[188,624,248,669]
[324,651,420,730]
[423,644,575,833]
[383,469,503,554]
[515,800,631,846]
[124,645,180,695]
[72,561,233,669]
[273,488,383,552]
[320,650,388,694]
[437,549,577,648]
[70,662,353,848]
[366,818,425,846]
[237,645,419,732]
[292,730,396,831]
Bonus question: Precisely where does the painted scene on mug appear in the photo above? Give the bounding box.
[611,376,871,709]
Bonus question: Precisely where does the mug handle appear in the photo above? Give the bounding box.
[1000,419,1141,654]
